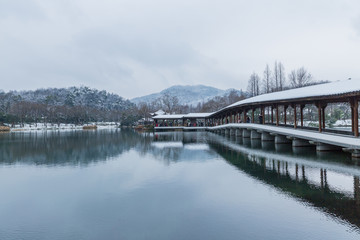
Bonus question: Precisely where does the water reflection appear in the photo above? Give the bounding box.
[207,132,360,230]
[1,130,360,236]
[0,129,141,166]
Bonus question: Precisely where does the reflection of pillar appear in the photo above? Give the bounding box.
[272,160,275,171]
[277,161,280,175]
[302,165,305,181]
[355,176,360,206]
[324,169,327,187]
[295,164,299,181]
[320,169,324,188]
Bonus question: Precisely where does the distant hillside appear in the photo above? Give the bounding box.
[131,85,242,106]
[0,86,134,111]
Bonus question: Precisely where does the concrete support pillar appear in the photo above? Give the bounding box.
[315,142,342,152]
[261,132,274,141]
[230,129,235,136]
[224,129,230,136]
[351,150,360,159]
[250,130,261,139]
[235,129,242,137]
[292,138,313,147]
[221,129,226,135]
[274,135,291,144]
[242,129,251,138]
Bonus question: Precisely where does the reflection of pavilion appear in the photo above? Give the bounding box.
[208,137,360,229]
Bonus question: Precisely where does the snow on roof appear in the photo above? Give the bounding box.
[224,79,360,111]
[184,112,213,118]
[152,112,214,119]
[154,109,165,115]
[152,114,185,119]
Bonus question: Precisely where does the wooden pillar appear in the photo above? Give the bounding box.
[284,105,287,125]
[351,98,359,137]
[321,105,326,129]
[352,106,355,132]
[252,109,255,123]
[317,103,322,132]
[271,106,274,124]
[300,105,304,127]
[276,105,279,126]
[293,104,297,129]
[261,106,265,124]
[243,110,246,123]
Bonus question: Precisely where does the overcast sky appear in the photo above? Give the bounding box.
[1,0,360,99]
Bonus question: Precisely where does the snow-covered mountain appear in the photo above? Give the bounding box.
[131,85,242,106]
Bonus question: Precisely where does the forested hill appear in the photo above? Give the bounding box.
[0,86,134,110]
[0,87,136,125]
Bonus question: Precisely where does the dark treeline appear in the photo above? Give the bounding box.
[0,86,138,126]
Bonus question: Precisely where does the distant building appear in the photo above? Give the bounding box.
[150,109,166,117]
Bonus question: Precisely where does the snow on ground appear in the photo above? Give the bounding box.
[4,122,120,132]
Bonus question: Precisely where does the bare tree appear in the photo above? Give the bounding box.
[247,72,260,97]
[289,67,312,88]
[273,61,279,91]
[272,61,286,91]
[262,64,272,94]
[161,94,180,114]
[278,62,286,91]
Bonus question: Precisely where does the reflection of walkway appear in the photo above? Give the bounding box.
[208,136,360,229]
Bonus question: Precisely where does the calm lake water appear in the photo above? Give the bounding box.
[1,129,360,240]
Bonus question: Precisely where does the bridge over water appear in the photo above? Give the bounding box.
[153,80,360,158]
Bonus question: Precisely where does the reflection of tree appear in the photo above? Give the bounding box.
[0,129,142,166]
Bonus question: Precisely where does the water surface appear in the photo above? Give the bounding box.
[0,130,360,240]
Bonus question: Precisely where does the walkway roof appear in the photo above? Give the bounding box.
[153,112,213,120]
[222,79,360,112]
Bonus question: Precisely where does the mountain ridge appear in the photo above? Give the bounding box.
[131,85,242,106]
